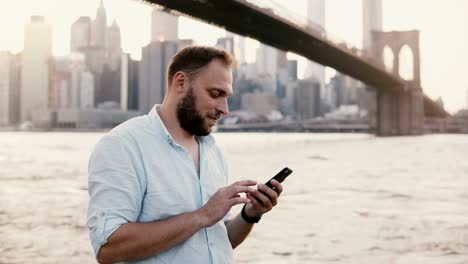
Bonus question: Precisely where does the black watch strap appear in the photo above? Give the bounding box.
[241,204,261,223]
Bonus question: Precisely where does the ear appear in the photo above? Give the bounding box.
[172,71,187,94]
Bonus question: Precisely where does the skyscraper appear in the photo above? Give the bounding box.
[139,39,193,114]
[304,0,325,94]
[21,16,52,122]
[70,16,92,52]
[256,43,278,92]
[68,53,88,109]
[121,54,140,111]
[107,20,122,70]
[0,51,12,125]
[295,79,321,119]
[216,37,235,57]
[362,0,383,52]
[49,56,70,110]
[226,32,247,65]
[99,64,121,106]
[0,51,20,126]
[151,8,178,41]
[92,0,107,48]
[80,71,95,109]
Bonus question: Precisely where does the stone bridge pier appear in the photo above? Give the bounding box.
[372,83,424,136]
[369,30,425,136]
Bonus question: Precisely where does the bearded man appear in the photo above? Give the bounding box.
[87,46,284,264]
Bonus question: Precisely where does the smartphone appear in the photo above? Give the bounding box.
[265,167,293,189]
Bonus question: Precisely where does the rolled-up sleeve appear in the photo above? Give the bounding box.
[87,136,145,257]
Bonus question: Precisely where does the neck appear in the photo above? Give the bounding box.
[158,102,196,144]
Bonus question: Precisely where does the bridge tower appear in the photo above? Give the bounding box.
[369,30,424,136]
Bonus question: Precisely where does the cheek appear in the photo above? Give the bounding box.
[199,99,217,112]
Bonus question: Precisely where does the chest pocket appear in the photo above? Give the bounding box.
[139,190,196,222]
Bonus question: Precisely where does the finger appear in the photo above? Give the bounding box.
[229,185,256,197]
[231,180,257,187]
[269,180,283,196]
[250,189,273,210]
[257,184,278,206]
[246,193,264,209]
[229,197,250,206]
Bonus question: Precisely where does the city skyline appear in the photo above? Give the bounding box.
[0,0,467,112]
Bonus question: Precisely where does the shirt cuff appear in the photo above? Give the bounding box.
[88,209,129,256]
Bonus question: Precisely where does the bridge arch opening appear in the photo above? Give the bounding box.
[382,45,394,72]
[398,44,414,80]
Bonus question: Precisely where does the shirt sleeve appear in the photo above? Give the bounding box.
[87,135,145,257]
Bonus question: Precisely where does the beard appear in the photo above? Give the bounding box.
[176,86,219,136]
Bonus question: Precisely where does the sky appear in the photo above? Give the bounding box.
[0,0,467,113]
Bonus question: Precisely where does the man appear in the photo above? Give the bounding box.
[87,46,284,263]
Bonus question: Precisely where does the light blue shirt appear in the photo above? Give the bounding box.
[87,105,233,264]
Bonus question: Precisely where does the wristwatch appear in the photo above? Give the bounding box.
[241,204,262,223]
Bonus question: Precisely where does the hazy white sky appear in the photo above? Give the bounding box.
[0,0,467,112]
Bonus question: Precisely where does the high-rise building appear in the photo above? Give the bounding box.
[151,8,178,42]
[99,64,121,105]
[80,71,95,109]
[362,0,383,53]
[0,52,21,126]
[256,43,278,92]
[91,0,107,48]
[294,79,321,119]
[139,39,193,114]
[78,45,105,106]
[327,72,367,110]
[70,16,92,52]
[216,37,235,57]
[107,20,122,70]
[0,51,12,125]
[226,32,247,65]
[241,91,277,116]
[68,53,87,109]
[49,56,71,110]
[304,0,325,95]
[287,60,298,81]
[121,54,139,111]
[59,80,69,110]
[21,16,52,122]
[121,54,129,111]
[51,53,95,110]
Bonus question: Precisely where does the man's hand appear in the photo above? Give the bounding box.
[244,179,283,218]
[199,180,257,227]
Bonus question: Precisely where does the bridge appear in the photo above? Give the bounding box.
[143,0,449,136]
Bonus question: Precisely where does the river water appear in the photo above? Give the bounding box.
[0,132,467,263]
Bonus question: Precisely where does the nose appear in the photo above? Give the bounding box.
[216,98,229,116]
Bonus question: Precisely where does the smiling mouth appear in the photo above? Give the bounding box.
[207,116,220,125]
[207,114,222,121]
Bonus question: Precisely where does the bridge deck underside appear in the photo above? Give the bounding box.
[145,0,448,117]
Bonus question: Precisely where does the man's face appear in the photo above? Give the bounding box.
[176,59,233,136]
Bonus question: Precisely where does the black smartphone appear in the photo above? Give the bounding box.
[265,167,293,189]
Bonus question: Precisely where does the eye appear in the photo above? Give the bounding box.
[210,90,220,98]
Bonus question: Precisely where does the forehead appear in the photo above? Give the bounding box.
[192,59,233,95]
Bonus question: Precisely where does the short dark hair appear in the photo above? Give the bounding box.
[167,45,234,86]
